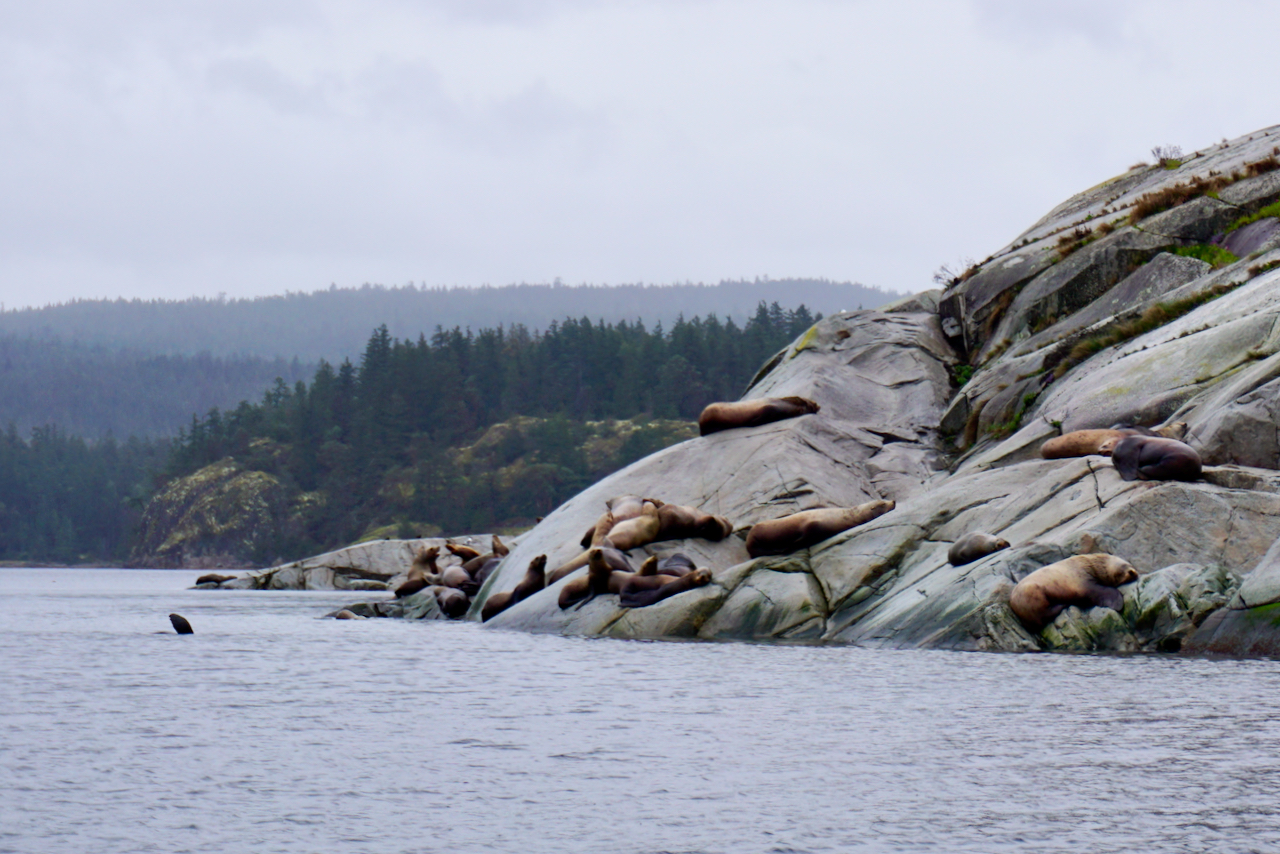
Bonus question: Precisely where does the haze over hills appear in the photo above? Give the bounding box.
[0,279,897,361]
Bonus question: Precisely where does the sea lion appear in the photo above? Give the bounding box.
[169,613,194,635]
[698,396,821,436]
[637,554,695,577]
[558,548,634,609]
[446,542,482,562]
[619,567,713,608]
[441,564,472,590]
[655,504,733,542]
[745,500,896,558]
[195,573,235,585]
[581,495,665,548]
[434,587,470,619]
[948,532,1011,566]
[1041,422,1189,459]
[492,535,509,558]
[480,555,548,621]
[332,609,365,620]
[1009,553,1139,632]
[396,546,441,598]
[1110,436,1202,482]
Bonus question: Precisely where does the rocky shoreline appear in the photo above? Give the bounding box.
[205,124,1280,655]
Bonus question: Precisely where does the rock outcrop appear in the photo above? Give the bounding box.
[195,534,493,593]
[460,124,1280,653]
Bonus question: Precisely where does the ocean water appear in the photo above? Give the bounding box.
[2,568,1279,854]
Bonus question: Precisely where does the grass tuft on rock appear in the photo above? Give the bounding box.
[1174,243,1239,269]
[1053,281,1241,379]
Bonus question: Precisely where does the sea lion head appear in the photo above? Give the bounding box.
[1087,553,1139,586]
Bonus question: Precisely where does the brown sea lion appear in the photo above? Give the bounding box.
[948,532,1011,566]
[480,555,549,621]
[492,535,510,558]
[434,587,470,619]
[698,396,820,436]
[169,613,194,635]
[637,554,696,577]
[395,546,441,598]
[1009,553,1139,632]
[1041,422,1189,459]
[655,504,733,542]
[195,573,235,586]
[446,542,482,562]
[581,495,665,548]
[745,499,896,558]
[619,567,713,608]
[332,609,365,620]
[558,548,634,609]
[1110,436,1202,482]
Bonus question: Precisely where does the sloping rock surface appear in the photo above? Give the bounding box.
[453,124,1280,653]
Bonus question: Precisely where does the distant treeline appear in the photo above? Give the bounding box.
[158,303,819,558]
[0,336,313,439]
[0,427,169,564]
[0,278,892,361]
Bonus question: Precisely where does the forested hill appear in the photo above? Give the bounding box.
[0,278,895,361]
[136,303,821,565]
[0,337,313,439]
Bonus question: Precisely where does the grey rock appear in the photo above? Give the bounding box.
[881,289,942,314]
[1219,217,1280,258]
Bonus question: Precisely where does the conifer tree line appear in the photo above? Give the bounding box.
[159,303,819,558]
[0,301,818,564]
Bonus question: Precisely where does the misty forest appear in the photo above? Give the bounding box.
[0,301,823,565]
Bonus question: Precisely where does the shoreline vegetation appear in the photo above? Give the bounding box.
[0,301,823,567]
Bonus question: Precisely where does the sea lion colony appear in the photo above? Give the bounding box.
[347,388,1204,637]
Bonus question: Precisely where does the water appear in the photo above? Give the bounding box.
[2,569,1280,854]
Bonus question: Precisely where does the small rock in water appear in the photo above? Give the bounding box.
[331,609,366,620]
[169,613,194,634]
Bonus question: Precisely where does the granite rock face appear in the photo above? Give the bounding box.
[450,124,1280,653]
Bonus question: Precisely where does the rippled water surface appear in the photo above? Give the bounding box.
[3,569,1280,853]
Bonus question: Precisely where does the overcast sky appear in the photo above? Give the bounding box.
[0,0,1275,309]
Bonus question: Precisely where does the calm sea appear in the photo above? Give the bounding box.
[2,568,1279,854]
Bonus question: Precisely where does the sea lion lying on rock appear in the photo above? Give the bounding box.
[745,500,895,558]
[396,546,442,598]
[948,532,1010,566]
[559,548,633,609]
[481,555,548,622]
[1110,436,1202,482]
[332,609,365,620]
[618,567,713,608]
[434,587,471,619]
[446,542,482,562]
[579,495,665,547]
[1040,422,1187,459]
[1009,553,1139,632]
[195,573,235,586]
[698,396,820,437]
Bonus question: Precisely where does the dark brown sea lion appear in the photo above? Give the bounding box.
[698,396,820,436]
[480,555,548,621]
[558,548,634,609]
[745,500,896,558]
[1009,554,1139,632]
[195,573,235,586]
[446,542,482,562]
[1110,436,1202,482]
[169,613,194,635]
[434,587,470,619]
[396,546,441,598]
[619,568,713,608]
[948,532,1011,566]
